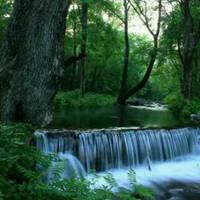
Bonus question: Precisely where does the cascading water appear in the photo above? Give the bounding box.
[36,128,200,174]
[35,131,86,180]
[36,128,200,199]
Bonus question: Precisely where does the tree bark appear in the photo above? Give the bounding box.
[64,53,86,67]
[117,0,130,105]
[180,0,196,99]
[80,1,88,96]
[0,0,71,126]
[72,14,78,89]
[193,48,200,97]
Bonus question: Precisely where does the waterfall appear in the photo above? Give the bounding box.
[36,128,200,174]
[35,131,86,180]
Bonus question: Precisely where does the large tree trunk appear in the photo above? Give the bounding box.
[0,0,70,126]
[192,48,200,97]
[117,0,130,105]
[181,0,196,99]
[80,1,88,96]
[72,12,78,90]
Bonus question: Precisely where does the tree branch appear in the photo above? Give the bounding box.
[64,53,86,68]
[122,0,162,100]
[103,1,125,24]
[128,0,156,38]
[177,38,184,66]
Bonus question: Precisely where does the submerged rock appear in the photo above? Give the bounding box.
[191,114,200,122]
[168,197,184,200]
[127,98,148,106]
[155,181,200,200]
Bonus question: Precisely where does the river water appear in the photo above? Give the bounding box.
[39,105,200,199]
[50,105,192,129]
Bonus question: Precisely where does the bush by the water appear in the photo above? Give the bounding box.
[0,123,155,200]
[165,93,200,117]
[164,93,185,113]
[181,98,200,117]
[54,90,115,109]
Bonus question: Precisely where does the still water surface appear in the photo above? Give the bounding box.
[50,105,192,129]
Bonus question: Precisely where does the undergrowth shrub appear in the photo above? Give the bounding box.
[54,90,115,109]
[181,98,200,117]
[0,123,51,200]
[164,92,184,113]
[165,93,200,117]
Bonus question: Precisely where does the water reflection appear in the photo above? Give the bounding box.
[50,105,191,129]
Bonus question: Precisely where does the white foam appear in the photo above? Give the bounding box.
[129,104,168,111]
[87,155,200,188]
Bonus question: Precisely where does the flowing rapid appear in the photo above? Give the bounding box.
[36,127,200,199]
[36,128,200,173]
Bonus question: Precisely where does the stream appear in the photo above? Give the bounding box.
[38,105,200,200]
[50,105,192,129]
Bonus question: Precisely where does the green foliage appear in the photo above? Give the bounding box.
[165,93,200,117]
[0,123,51,200]
[160,1,200,101]
[128,168,136,187]
[116,185,154,200]
[0,0,13,44]
[54,90,115,109]
[63,2,155,96]
[181,98,200,117]
[164,93,184,113]
[134,185,154,200]
[50,177,114,200]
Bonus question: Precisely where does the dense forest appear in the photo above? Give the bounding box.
[1,0,200,200]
